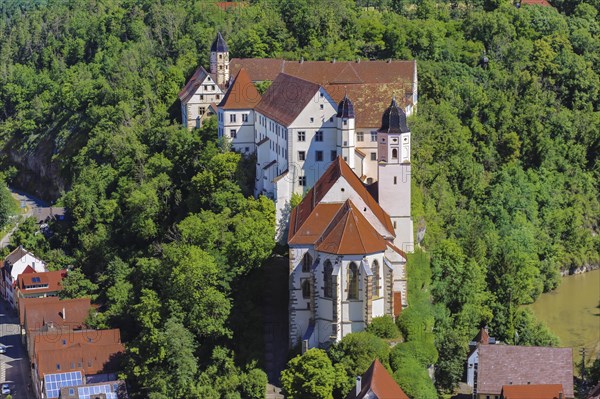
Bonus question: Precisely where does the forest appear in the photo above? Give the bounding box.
[0,0,598,398]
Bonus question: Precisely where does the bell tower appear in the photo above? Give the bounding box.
[210,32,229,87]
[336,95,355,170]
[377,98,413,251]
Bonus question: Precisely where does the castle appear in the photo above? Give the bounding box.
[180,33,416,349]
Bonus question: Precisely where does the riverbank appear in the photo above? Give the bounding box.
[560,263,600,277]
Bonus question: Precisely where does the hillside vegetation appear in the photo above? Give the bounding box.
[0,0,598,397]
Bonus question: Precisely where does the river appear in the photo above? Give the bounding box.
[528,268,600,367]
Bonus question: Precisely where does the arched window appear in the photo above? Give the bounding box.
[302,279,311,299]
[347,262,359,300]
[324,260,333,298]
[392,148,398,159]
[302,252,313,272]
[371,260,380,297]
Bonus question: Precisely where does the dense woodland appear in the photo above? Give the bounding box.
[0,0,598,398]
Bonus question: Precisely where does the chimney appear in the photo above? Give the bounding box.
[300,57,304,64]
[356,376,362,396]
[62,307,66,320]
[559,393,563,399]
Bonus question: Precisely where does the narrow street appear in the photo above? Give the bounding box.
[0,301,34,398]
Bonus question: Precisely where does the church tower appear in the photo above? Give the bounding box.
[377,98,414,251]
[210,32,229,87]
[336,95,356,170]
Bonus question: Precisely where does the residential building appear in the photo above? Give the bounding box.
[345,359,409,399]
[519,0,551,6]
[501,384,564,399]
[59,380,127,399]
[14,269,67,308]
[467,327,497,388]
[1,246,47,308]
[475,345,574,399]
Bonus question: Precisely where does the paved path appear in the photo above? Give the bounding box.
[0,188,50,250]
[0,301,34,398]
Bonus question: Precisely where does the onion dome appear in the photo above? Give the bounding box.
[336,95,355,119]
[378,97,409,134]
[211,32,228,52]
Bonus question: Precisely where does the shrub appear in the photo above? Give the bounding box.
[367,315,401,339]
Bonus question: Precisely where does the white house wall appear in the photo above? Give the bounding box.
[221,109,256,153]
[183,75,223,129]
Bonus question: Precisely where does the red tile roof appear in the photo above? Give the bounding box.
[477,346,574,398]
[178,66,213,102]
[230,59,416,128]
[219,68,261,109]
[315,200,389,255]
[21,297,92,332]
[255,73,320,126]
[345,359,409,399]
[288,157,395,245]
[215,1,247,10]
[17,269,67,295]
[502,384,564,399]
[521,0,551,6]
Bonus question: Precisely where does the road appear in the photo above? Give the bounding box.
[0,188,50,250]
[0,301,34,398]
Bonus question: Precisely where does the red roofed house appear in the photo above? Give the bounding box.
[1,246,47,308]
[31,329,125,399]
[288,94,411,349]
[19,297,93,352]
[520,0,552,6]
[14,269,67,308]
[346,359,409,399]
[475,345,574,399]
[501,384,564,399]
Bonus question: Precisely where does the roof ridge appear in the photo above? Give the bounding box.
[346,202,367,253]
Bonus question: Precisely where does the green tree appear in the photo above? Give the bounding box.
[281,348,338,399]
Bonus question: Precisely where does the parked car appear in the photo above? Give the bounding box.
[1,383,10,395]
[0,345,6,354]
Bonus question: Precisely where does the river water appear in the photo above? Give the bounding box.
[528,268,600,366]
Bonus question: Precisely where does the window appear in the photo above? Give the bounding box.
[198,107,205,115]
[320,104,324,110]
[330,117,334,122]
[230,114,236,123]
[331,150,337,161]
[372,260,380,297]
[343,119,347,126]
[371,152,377,161]
[69,388,75,395]
[56,364,61,370]
[298,131,306,141]
[211,85,215,90]
[200,95,204,101]
[245,147,249,153]
[316,151,323,162]
[371,132,377,142]
[219,54,222,59]
[299,176,306,186]
[315,131,323,142]
[324,260,333,298]
[216,94,220,100]
[302,279,311,299]
[394,176,397,185]
[298,151,306,161]
[230,129,237,138]
[392,148,398,159]
[242,114,248,122]
[348,263,359,300]
[310,117,314,123]
[357,132,364,142]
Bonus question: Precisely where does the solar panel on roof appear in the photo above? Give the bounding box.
[77,383,117,399]
[44,371,83,399]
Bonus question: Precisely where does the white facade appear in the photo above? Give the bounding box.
[2,248,47,308]
[180,72,223,129]
[219,109,255,153]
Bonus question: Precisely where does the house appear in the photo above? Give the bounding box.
[1,246,47,308]
[19,296,93,352]
[519,0,551,6]
[345,359,409,399]
[59,380,128,399]
[288,96,412,349]
[475,345,574,399]
[467,327,497,387]
[501,384,564,399]
[32,329,124,399]
[178,33,229,129]
[14,269,67,308]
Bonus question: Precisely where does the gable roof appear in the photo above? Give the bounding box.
[178,66,212,103]
[21,297,92,332]
[288,157,394,244]
[501,384,564,399]
[255,73,320,126]
[345,359,409,399]
[4,246,38,266]
[478,345,574,398]
[219,68,261,109]
[315,200,388,255]
[33,328,122,353]
[17,269,67,294]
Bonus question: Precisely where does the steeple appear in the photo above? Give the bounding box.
[336,95,355,119]
[378,97,409,134]
[336,95,356,169]
[210,32,230,86]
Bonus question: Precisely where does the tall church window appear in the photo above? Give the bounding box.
[348,262,359,300]
[392,148,398,159]
[324,260,333,298]
[371,260,380,297]
[302,279,311,299]
[302,252,313,272]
